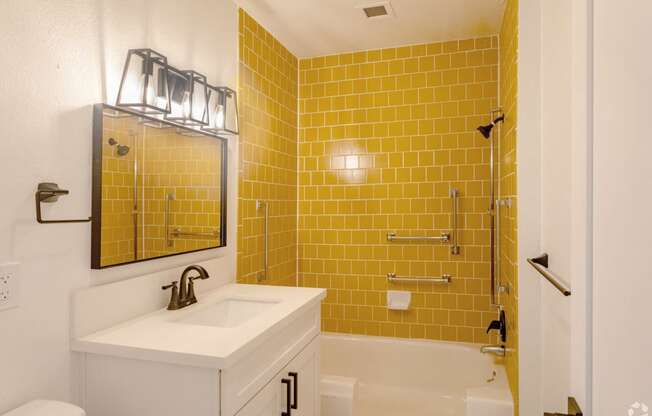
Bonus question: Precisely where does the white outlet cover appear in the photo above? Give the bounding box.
[0,262,20,311]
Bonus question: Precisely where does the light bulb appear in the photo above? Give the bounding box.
[140,73,155,105]
[155,95,168,110]
[181,91,191,119]
[214,104,225,129]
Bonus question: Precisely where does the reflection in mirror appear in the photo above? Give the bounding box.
[92,104,227,269]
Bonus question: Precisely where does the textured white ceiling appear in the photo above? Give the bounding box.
[234,0,506,58]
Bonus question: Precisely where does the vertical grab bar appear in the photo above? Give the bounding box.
[450,188,460,255]
[256,200,268,281]
[165,193,175,247]
[491,198,499,306]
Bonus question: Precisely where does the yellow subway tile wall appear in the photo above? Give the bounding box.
[499,0,520,410]
[298,38,500,343]
[100,116,139,267]
[237,10,299,286]
[141,128,223,259]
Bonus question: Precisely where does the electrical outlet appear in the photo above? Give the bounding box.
[0,262,20,311]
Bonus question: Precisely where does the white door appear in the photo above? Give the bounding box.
[593,0,652,414]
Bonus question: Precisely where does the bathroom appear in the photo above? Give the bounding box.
[0,1,649,416]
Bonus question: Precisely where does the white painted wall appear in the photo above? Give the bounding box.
[593,0,652,413]
[0,0,239,412]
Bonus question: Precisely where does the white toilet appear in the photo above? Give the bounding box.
[2,401,85,416]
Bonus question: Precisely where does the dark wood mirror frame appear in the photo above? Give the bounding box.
[91,103,228,269]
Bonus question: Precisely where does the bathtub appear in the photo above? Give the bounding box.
[320,334,513,416]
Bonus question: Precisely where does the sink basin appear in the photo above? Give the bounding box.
[174,298,279,328]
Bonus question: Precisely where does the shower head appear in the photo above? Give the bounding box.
[477,115,505,139]
[477,124,494,139]
[116,144,130,156]
[108,137,130,156]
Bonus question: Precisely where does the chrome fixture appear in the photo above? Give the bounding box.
[527,253,572,296]
[107,137,130,156]
[165,192,175,248]
[35,183,92,224]
[170,227,219,239]
[477,111,505,308]
[386,190,457,252]
[165,68,209,126]
[162,265,210,310]
[387,273,452,284]
[116,49,170,114]
[256,200,269,282]
[480,345,506,357]
[449,188,460,255]
[386,232,450,242]
[203,85,239,135]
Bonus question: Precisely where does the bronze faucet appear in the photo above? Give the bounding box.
[162,265,210,310]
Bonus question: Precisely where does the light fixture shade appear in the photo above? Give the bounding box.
[203,86,239,135]
[165,69,209,126]
[116,49,170,114]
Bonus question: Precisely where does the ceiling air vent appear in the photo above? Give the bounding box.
[364,5,388,18]
[358,2,395,19]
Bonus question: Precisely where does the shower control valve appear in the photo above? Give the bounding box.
[486,309,507,343]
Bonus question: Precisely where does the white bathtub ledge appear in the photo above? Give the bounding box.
[466,384,514,416]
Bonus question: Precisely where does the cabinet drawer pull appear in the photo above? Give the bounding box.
[281,378,291,416]
[288,372,298,409]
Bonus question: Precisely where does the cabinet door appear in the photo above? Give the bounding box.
[282,337,320,416]
[236,336,320,416]
[236,375,286,416]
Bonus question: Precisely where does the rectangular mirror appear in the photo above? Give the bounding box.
[91,104,227,269]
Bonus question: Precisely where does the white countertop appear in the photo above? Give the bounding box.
[72,284,326,369]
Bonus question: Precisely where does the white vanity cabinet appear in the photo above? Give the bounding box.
[82,335,319,416]
[74,285,326,416]
[237,338,319,416]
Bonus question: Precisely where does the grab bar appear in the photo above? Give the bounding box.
[165,193,175,247]
[387,273,452,284]
[170,227,219,238]
[386,232,450,242]
[257,200,268,281]
[450,188,460,255]
[527,253,571,296]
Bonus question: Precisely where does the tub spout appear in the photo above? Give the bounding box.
[480,345,506,357]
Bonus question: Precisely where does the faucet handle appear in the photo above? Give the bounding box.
[486,310,507,342]
[161,281,181,310]
[486,320,502,333]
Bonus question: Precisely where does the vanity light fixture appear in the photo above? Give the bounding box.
[165,68,210,126]
[116,49,170,114]
[203,85,239,135]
